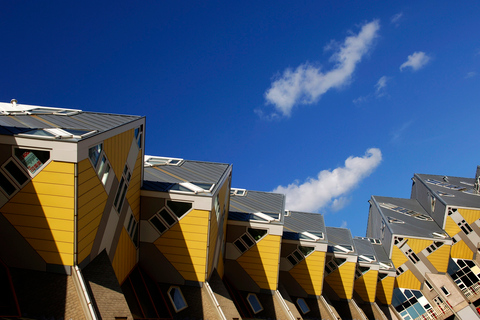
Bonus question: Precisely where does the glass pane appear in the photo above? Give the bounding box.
[159,209,175,226]
[191,182,213,191]
[0,171,16,196]
[15,149,50,174]
[299,246,314,257]
[5,161,28,185]
[247,228,267,241]
[234,239,247,253]
[287,255,297,266]
[150,216,167,234]
[169,287,187,311]
[88,144,102,167]
[167,200,192,218]
[297,298,310,314]
[241,234,254,248]
[293,251,303,261]
[247,294,262,313]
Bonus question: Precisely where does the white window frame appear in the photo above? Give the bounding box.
[296,298,310,314]
[246,293,263,314]
[167,286,188,312]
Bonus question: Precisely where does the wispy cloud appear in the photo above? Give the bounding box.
[391,120,414,143]
[390,12,403,26]
[465,71,477,79]
[340,220,348,228]
[264,20,380,117]
[331,197,351,212]
[400,51,430,71]
[273,148,382,212]
[375,76,389,97]
[353,75,389,104]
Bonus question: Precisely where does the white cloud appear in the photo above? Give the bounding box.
[375,76,389,96]
[391,120,414,143]
[340,220,348,228]
[273,148,382,212]
[331,197,351,211]
[465,71,477,79]
[264,20,380,117]
[400,52,430,71]
[391,12,403,25]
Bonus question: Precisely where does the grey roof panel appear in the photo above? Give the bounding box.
[230,190,285,214]
[353,238,375,257]
[372,244,391,264]
[415,173,480,209]
[372,195,448,239]
[325,227,354,249]
[283,211,326,234]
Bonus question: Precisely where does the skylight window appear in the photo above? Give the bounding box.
[358,255,376,263]
[437,191,454,197]
[296,298,310,314]
[246,294,263,314]
[332,245,353,253]
[144,156,183,167]
[168,286,188,312]
[168,182,214,194]
[299,231,324,242]
[230,188,246,196]
[357,237,381,245]
[388,217,405,224]
[425,179,466,191]
[379,203,433,222]
[20,128,95,140]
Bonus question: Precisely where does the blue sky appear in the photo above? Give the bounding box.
[2,1,480,236]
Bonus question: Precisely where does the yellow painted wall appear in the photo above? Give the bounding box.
[154,209,209,282]
[451,240,473,260]
[1,161,74,265]
[376,276,395,305]
[395,269,421,290]
[288,251,325,296]
[112,228,137,284]
[457,208,480,225]
[427,244,451,273]
[354,269,378,302]
[444,215,462,237]
[126,151,142,221]
[103,128,134,180]
[408,239,431,254]
[391,246,408,268]
[77,159,108,264]
[324,261,356,299]
[237,234,281,290]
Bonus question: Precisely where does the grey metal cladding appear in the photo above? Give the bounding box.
[353,238,375,257]
[284,211,326,234]
[415,173,480,209]
[372,244,391,264]
[143,167,183,184]
[3,115,50,128]
[326,227,354,248]
[372,195,447,238]
[230,190,285,214]
[69,112,141,131]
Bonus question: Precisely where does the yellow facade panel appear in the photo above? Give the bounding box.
[354,269,378,302]
[42,161,74,174]
[10,193,74,208]
[78,226,98,249]
[112,228,137,284]
[458,208,480,225]
[15,226,73,243]
[408,238,432,254]
[391,246,408,268]
[78,184,106,209]
[126,152,142,221]
[450,240,473,260]
[289,251,325,295]
[38,251,73,266]
[1,204,72,219]
[3,213,73,231]
[155,237,207,250]
[178,217,209,228]
[27,238,73,253]
[104,129,134,180]
[376,276,395,305]
[78,158,91,173]
[22,182,75,197]
[395,269,421,290]
[178,223,211,233]
[158,246,207,259]
[444,215,462,237]
[78,207,103,233]
[158,229,208,243]
[34,172,74,186]
[324,261,355,299]
[237,234,281,290]
[427,244,451,273]
[78,243,94,264]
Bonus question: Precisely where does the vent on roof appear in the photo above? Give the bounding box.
[144,156,183,167]
[230,188,247,196]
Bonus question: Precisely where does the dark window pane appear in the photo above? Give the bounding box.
[247,228,267,241]
[150,216,167,234]
[234,239,247,253]
[241,234,254,248]
[287,255,297,266]
[299,246,314,257]
[167,200,192,218]
[0,172,16,196]
[159,209,175,226]
[293,251,303,261]
[5,161,28,185]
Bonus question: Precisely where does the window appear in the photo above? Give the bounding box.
[233,228,267,253]
[425,179,465,191]
[134,126,143,148]
[4,160,29,186]
[144,156,183,166]
[167,286,187,312]
[425,280,433,291]
[126,213,138,247]
[324,257,346,275]
[355,266,370,279]
[246,293,263,314]
[299,231,324,241]
[296,298,310,314]
[388,217,404,224]
[379,202,433,222]
[114,165,131,213]
[97,156,111,185]
[287,246,315,266]
[230,188,246,196]
[425,241,444,254]
[396,266,406,276]
[378,273,388,281]
[358,255,375,263]
[89,144,103,167]
[88,144,111,186]
[440,286,450,296]
[0,171,16,196]
[14,148,50,175]
[458,220,473,235]
[406,249,420,264]
[149,202,193,235]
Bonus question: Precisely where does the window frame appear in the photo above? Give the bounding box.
[167,286,188,312]
[246,293,263,314]
[14,147,51,177]
[296,298,310,314]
